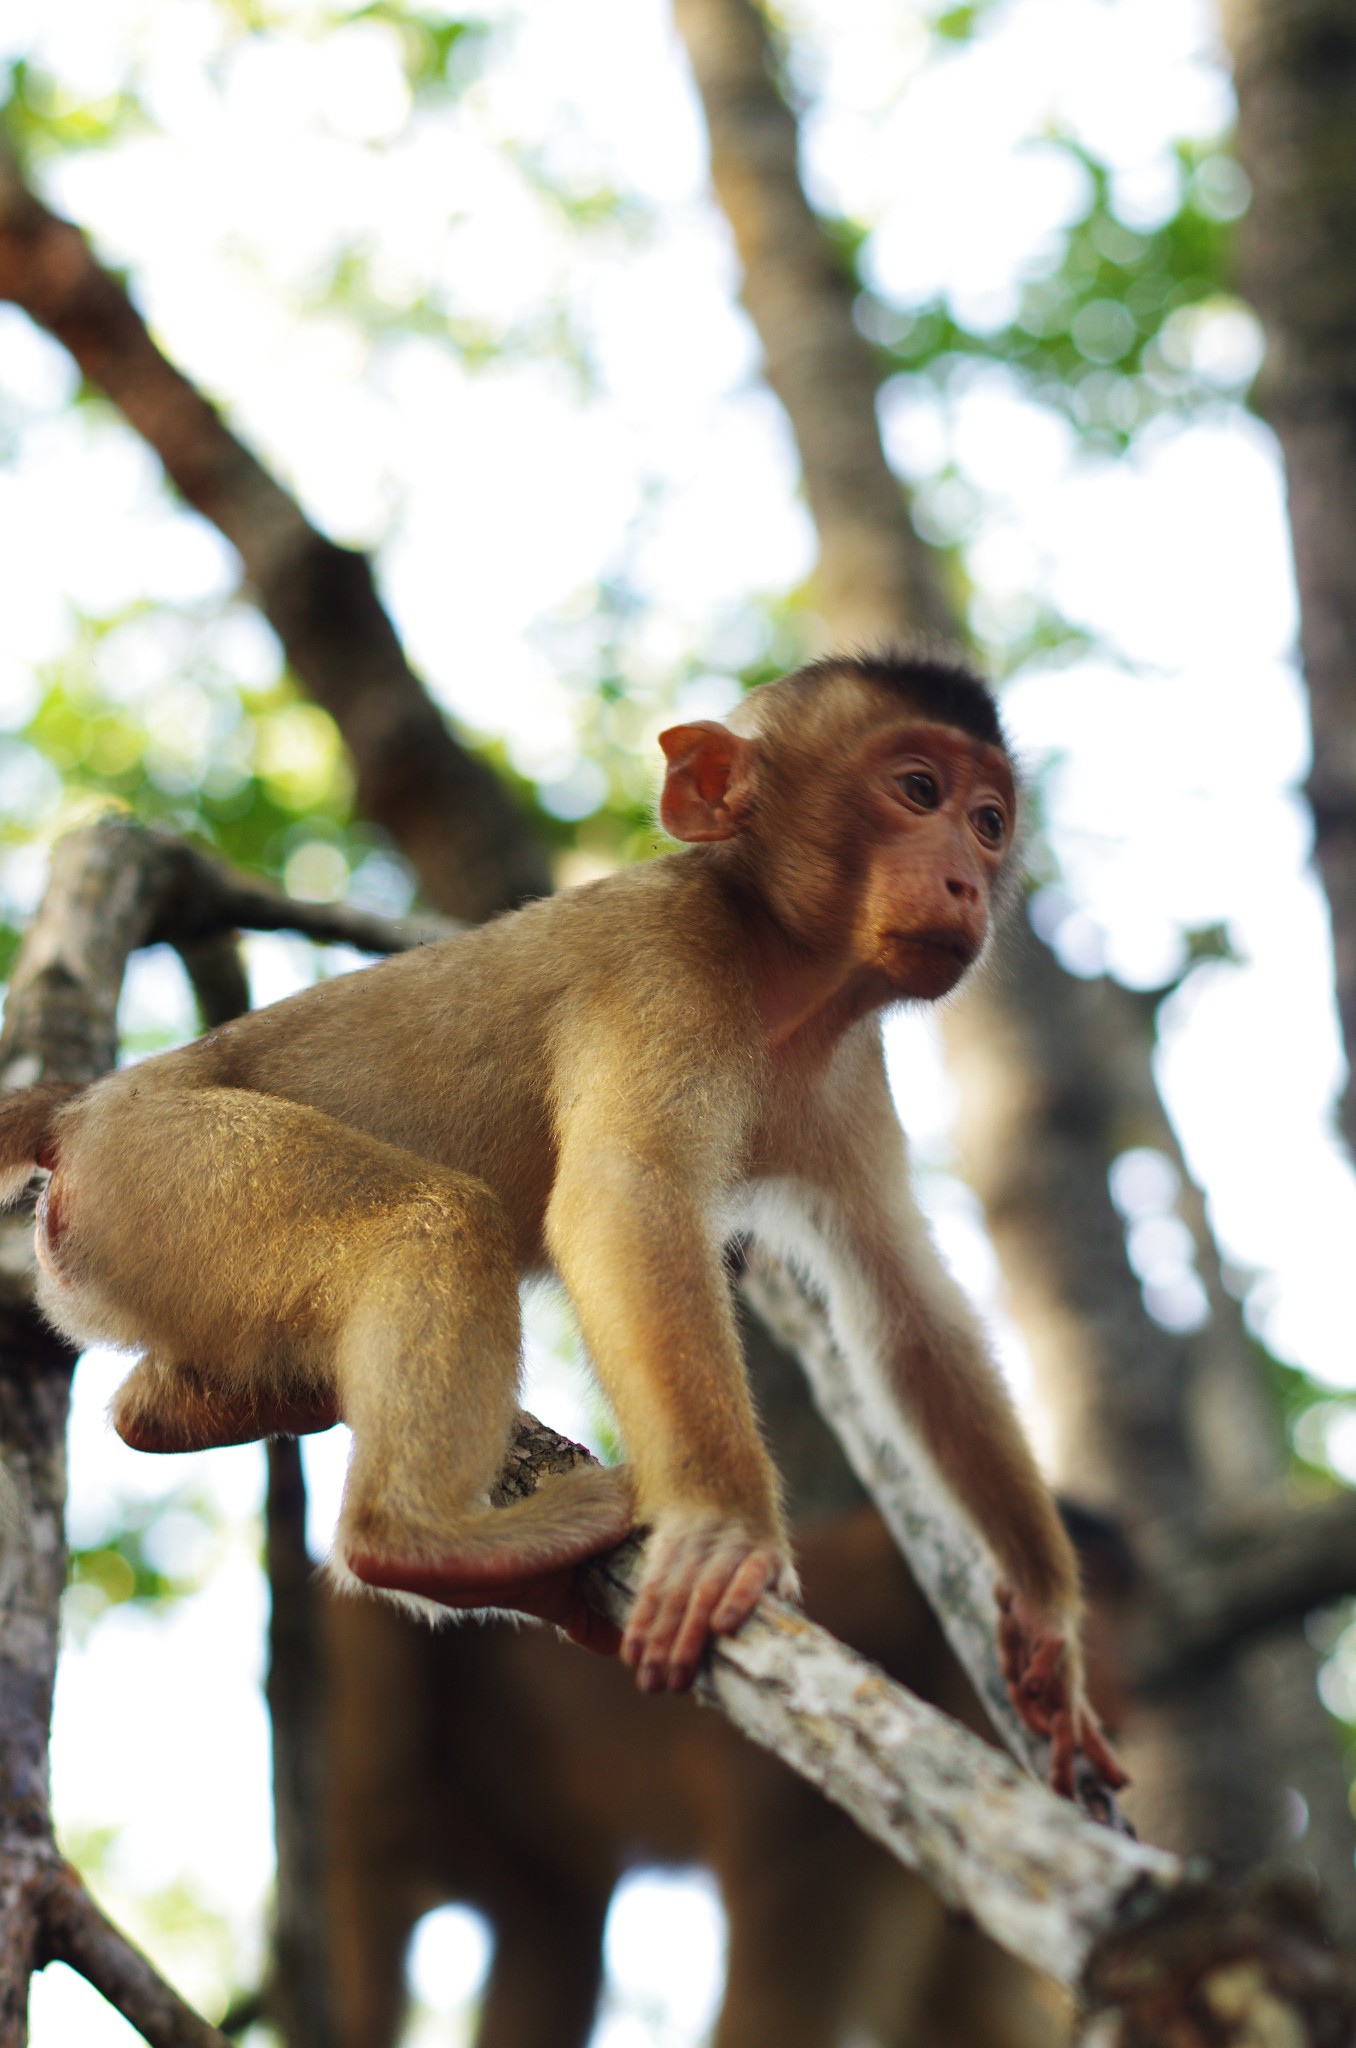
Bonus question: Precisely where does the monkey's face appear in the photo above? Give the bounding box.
[657,695,1016,1019]
[848,720,1015,1001]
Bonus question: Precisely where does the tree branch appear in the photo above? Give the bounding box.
[0,826,249,2042]
[588,1532,1175,1980]
[41,1869,232,2048]
[672,0,952,647]
[0,148,549,924]
[736,1247,1064,1790]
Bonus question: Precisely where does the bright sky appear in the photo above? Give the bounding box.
[4,0,1355,2041]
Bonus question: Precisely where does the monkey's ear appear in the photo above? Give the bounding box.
[658,722,758,842]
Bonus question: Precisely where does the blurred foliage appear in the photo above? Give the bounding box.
[1,2,489,165]
[65,1486,225,1642]
[58,1820,262,2034]
[853,136,1255,457]
[0,598,371,973]
[1,0,642,386]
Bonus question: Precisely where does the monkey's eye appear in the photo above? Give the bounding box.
[973,805,1008,847]
[896,770,940,809]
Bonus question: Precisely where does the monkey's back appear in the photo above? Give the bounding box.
[98,852,755,1266]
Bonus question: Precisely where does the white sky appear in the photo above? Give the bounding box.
[4,0,1356,2040]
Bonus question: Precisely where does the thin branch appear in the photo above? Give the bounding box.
[737,1251,1099,1802]
[180,874,456,955]
[265,1441,337,2048]
[174,935,252,1034]
[42,1870,232,2048]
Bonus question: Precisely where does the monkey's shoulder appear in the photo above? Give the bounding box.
[542,857,754,1015]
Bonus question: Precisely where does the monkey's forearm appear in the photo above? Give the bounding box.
[548,1159,783,1529]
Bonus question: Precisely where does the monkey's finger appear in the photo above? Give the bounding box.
[1012,1691,1056,1738]
[1076,1711,1131,1791]
[664,1587,729,1692]
[635,1563,722,1692]
[1050,1709,1077,1799]
[664,1553,761,1691]
[997,1609,1029,1686]
[635,1544,744,1692]
[1019,1633,1068,1710]
[625,1578,693,1686]
[710,1550,775,1634]
[620,1575,667,1672]
[669,1546,778,1688]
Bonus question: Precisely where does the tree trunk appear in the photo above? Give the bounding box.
[1224,0,1356,1162]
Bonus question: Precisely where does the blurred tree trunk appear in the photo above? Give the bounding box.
[670,0,1355,1914]
[1225,0,1356,1160]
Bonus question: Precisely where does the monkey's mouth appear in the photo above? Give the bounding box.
[880,930,977,995]
[888,931,977,967]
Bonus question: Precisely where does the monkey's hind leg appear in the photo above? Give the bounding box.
[332,1192,634,1649]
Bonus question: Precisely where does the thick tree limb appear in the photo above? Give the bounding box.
[590,1536,1175,1980]
[1224,0,1356,1164]
[0,827,243,2042]
[0,148,548,924]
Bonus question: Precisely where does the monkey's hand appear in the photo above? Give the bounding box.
[621,1512,796,1695]
[996,1585,1128,1799]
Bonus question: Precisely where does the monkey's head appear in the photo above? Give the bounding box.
[658,650,1019,1005]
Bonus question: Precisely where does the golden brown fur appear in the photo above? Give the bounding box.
[0,654,1117,1779]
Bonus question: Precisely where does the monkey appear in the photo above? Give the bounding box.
[0,650,1122,1790]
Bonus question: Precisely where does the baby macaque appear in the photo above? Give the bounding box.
[0,651,1121,1790]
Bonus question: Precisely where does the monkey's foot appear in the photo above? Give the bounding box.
[346,1465,638,1656]
[621,1514,795,1695]
[114,1369,341,1453]
[349,1547,623,1654]
[997,1585,1129,1799]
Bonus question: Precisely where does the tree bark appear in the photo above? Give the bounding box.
[671,0,1356,1911]
[1224,0,1356,1162]
[0,824,258,2045]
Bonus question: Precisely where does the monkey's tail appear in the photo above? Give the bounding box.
[0,1081,84,1208]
